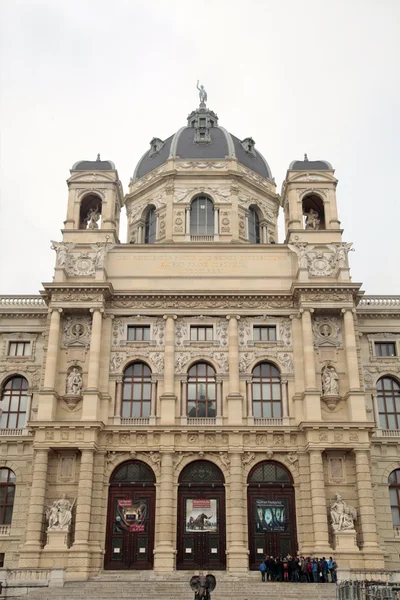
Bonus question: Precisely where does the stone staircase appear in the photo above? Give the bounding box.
[24,572,338,600]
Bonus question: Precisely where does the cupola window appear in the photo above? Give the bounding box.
[190,196,214,236]
[144,206,157,244]
[248,208,260,244]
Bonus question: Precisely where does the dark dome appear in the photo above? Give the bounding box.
[72,154,115,171]
[289,155,332,171]
[133,107,273,181]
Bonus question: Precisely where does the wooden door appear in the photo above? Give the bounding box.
[105,486,155,570]
[248,486,297,568]
[177,487,226,570]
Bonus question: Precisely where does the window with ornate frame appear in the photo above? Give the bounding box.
[127,325,150,342]
[8,342,30,357]
[252,362,282,418]
[0,376,28,429]
[187,362,216,418]
[122,362,152,418]
[375,342,397,357]
[0,468,16,525]
[253,325,276,342]
[389,469,400,527]
[190,326,213,342]
[190,196,214,236]
[377,376,400,430]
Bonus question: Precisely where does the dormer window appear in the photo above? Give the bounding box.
[241,137,256,158]
[149,138,164,158]
[199,118,206,127]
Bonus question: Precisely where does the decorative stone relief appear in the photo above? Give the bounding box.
[108,296,293,310]
[277,352,294,374]
[329,457,345,483]
[279,319,292,347]
[289,243,353,277]
[177,161,228,170]
[67,251,95,276]
[174,186,231,204]
[46,494,74,531]
[237,164,274,190]
[130,164,167,189]
[238,319,251,347]
[112,316,165,347]
[126,190,167,225]
[174,210,185,233]
[110,352,126,372]
[241,452,255,466]
[216,318,228,347]
[313,317,341,347]
[62,316,92,347]
[175,318,188,347]
[219,452,230,467]
[51,241,76,267]
[220,211,231,233]
[238,192,276,223]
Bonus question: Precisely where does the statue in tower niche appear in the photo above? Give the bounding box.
[321,362,339,396]
[46,494,75,531]
[330,493,357,532]
[85,206,100,229]
[304,208,320,229]
[197,80,208,105]
[66,368,82,396]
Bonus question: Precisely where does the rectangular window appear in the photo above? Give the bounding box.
[375,342,397,357]
[190,326,213,342]
[8,342,30,357]
[127,326,150,342]
[253,326,276,342]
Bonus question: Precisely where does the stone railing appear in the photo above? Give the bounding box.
[0,525,10,536]
[0,296,46,307]
[0,429,25,437]
[254,418,284,426]
[0,567,64,589]
[381,429,400,438]
[359,296,400,308]
[190,235,214,242]
[121,418,150,426]
[187,417,216,426]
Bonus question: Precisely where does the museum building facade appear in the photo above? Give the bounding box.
[0,95,400,580]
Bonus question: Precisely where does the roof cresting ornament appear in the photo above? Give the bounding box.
[196,80,207,106]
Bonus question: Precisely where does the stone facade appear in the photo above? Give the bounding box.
[0,102,399,580]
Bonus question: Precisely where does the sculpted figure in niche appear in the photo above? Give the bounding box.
[85,206,100,229]
[46,494,74,531]
[305,208,320,230]
[51,241,69,267]
[320,323,332,337]
[321,363,339,396]
[330,493,357,531]
[66,368,82,396]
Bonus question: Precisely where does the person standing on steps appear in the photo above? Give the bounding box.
[259,560,267,582]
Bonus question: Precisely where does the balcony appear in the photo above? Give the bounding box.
[187,418,216,426]
[0,429,25,436]
[120,418,150,426]
[381,429,400,438]
[190,235,214,242]
[254,418,284,426]
[0,525,10,537]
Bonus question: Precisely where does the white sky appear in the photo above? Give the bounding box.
[0,0,399,295]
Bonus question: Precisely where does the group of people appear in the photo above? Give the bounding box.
[259,555,338,583]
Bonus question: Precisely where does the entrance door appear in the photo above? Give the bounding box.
[105,461,155,570]
[247,461,297,569]
[177,461,226,570]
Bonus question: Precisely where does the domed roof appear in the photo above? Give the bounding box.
[289,154,332,171]
[72,154,115,171]
[133,105,272,181]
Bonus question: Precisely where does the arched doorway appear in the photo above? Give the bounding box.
[177,460,226,570]
[105,460,155,570]
[247,461,297,568]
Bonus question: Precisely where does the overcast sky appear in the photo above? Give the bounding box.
[0,0,399,295]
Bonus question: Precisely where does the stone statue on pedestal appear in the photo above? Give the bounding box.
[46,494,75,531]
[197,80,208,105]
[330,493,357,532]
[321,363,339,396]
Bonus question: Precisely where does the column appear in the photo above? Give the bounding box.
[227,453,248,572]
[301,309,316,390]
[180,379,187,418]
[138,224,143,243]
[156,214,159,241]
[226,316,243,424]
[281,379,289,418]
[246,379,253,417]
[342,309,361,390]
[160,315,177,424]
[308,450,332,553]
[154,452,175,571]
[150,379,157,418]
[185,207,191,238]
[87,309,103,390]
[73,449,95,549]
[372,392,381,430]
[43,308,62,389]
[214,208,219,236]
[262,225,268,244]
[114,379,123,418]
[25,449,49,548]
[25,392,33,426]
[216,379,222,419]
[355,451,380,549]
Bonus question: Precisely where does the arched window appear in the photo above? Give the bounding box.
[377,377,400,429]
[190,196,214,236]
[302,194,325,230]
[122,362,152,418]
[0,376,28,429]
[248,207,260,244]
[252,362,282,418]
[144,206,157,244]
[0,468,16,525]
[389,469,400,527]
[187,363,216,418]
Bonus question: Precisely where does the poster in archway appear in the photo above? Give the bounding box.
[185,498,218,532]
[255,499,287,532]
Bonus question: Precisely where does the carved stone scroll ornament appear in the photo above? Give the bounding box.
[330,493,357,532]
[46,494,75,531]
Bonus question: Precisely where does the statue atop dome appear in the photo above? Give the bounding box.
[197,80,207,105]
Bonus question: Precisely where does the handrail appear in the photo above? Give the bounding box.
[359,296,400,307]
[0,296,46,306]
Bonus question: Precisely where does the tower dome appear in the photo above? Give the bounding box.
[133,94,273,181]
